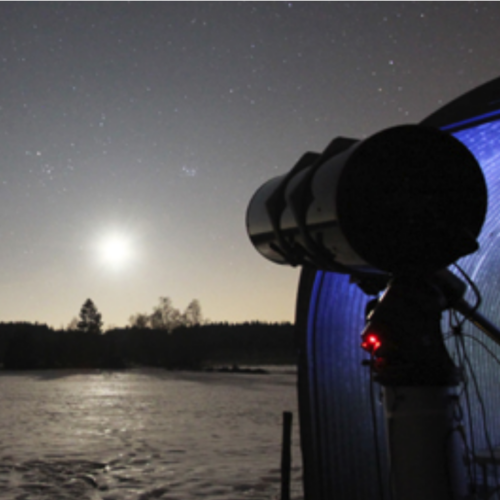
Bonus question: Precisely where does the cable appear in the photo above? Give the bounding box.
[449,390,477,495]
[455,423,478,499]
[454,330,478,488]
[452,266,500,494]
[459,332,500,494]
[461,331,500,490]
[446,266,494,493]
[453,263,482,314]
[462,333,500,371]
[442,265,482,335]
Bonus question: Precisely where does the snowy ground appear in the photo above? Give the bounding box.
[0,368,303,500]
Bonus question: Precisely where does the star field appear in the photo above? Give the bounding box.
[0,2,499,327]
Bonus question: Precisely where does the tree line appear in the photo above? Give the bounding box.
[67,297,204,334]
[0,297,295,370]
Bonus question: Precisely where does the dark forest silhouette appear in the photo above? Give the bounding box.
[0,321,295,370]
[0,298,295,370]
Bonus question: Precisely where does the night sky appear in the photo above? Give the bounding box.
[1,2,500,328]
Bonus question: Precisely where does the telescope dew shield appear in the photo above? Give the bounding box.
[246,175,290,265]
[246,124,487,275]
[336,125,487,274]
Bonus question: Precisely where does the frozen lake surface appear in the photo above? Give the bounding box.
[0,368,303,500]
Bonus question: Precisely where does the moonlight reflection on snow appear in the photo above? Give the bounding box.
[0,368,302,500]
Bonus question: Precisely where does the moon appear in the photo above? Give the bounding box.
[97,233,134,270]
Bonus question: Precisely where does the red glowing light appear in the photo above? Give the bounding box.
[361,332,382,353]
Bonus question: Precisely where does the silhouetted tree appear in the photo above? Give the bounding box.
[77,299,103,334]
[129,297,204,331]
[129,312,150,329]
[182,299,203,327]
[150,296,182,332]
[66,317,79,331]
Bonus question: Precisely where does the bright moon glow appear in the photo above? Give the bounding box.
[97,234,134,270]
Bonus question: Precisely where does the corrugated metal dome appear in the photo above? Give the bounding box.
[296,76,500,500]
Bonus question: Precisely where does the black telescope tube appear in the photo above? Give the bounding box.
[247,124,487,275]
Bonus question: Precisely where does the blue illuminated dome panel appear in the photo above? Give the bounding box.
[451,118,500,320]
[297,77,500,500]
[446,118,500,458]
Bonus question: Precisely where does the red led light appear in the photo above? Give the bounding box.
[361,332,382,353]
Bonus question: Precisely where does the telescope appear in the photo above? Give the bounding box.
[254,77,500,500]
[247,125,493,500]
[246,124,487,276]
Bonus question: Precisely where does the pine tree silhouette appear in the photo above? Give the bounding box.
[77,298,103,334]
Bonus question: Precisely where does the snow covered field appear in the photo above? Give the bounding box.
[0,368,303,500]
